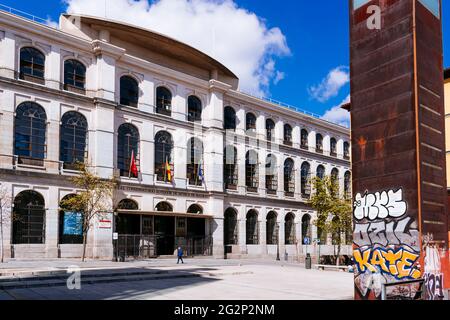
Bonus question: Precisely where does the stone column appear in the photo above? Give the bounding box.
[46,45,61,90]
[0,31,16,79]
[140,121,154,185]
[173,128,187,188]
[45,186,59,258]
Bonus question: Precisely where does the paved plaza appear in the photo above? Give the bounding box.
[0,259,354,300]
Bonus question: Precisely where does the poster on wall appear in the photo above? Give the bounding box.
[63,211,83,236]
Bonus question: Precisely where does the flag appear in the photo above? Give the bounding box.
[129,150,138,178]
[198,160,205,185]
[166,158,172,182]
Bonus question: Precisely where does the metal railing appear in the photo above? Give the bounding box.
[0,4,57,28]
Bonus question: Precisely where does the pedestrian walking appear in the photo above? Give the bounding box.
[177,246,184,264]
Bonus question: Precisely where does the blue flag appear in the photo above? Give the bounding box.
[198,160,205,184]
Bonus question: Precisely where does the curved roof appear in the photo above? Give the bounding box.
[63,14,238,81]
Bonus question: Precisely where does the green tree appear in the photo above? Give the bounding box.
[307,175,352,265]
[60,163,117,262]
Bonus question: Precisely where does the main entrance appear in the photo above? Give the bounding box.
[115,212,212,259]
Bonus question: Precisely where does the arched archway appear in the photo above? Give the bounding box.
[266,211,278,245]
[285,213,296,245]
[246,210,259,245]
[59,194,83,244]
[224,208,238,245]
[301,214,312,244]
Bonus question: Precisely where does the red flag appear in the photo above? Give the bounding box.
[129,150,138,178]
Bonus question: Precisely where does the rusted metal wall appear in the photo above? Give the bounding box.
[349,0,449,300]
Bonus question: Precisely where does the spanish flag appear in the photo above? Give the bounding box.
[165,158,172,182]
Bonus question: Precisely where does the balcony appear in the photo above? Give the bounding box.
[18,72,45,85]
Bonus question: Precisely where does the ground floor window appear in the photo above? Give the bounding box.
[224,208,238,245]
[266,211,278,245]
[12,190,46,244]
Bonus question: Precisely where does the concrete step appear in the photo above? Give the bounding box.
[0,271,202,290]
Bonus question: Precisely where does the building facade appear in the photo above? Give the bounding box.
[0,11,351,261]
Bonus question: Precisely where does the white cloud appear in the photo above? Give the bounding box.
[63,0,290,96]
[308,66,349,103]
[322,94,350,128]
[45,17,59,29]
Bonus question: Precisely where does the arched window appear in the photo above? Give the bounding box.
[224,146,238,190]
[155,202,173,212]
[64,59,86,93]
[156,87,172,116]
[266,119,275,141]
[301,129,309,149]
[285,213,296,245]
[59,194,83,244]
[331,168,339,194]
[117,123,140,178]
[224,106,236,130]
[60,111,88,170]
[344,142,350,159]
[284,124,293,146]
[265,154,277,194]
[155,131,174,182]
[330,138,337,157]
[19,47,45,84]
[344,171,352,199]
[246,113,256,135]
[246,150,259,192]
[187,138,204,186]
[316,165,325,180]
[301,162,311,198]
[14,102,47,166]
[266,211,278,245]
[224,208,238,245]
[13,190,45,244]
[316,134,323,153]
[246,210,259,245]
[301,214,312,244]
[187,204,203,214]
[187,96,202,122]
[117,199,139,210]
[284,158,295,197]
[120,76,139,107]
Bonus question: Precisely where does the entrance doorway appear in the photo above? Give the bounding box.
[155,216,175,255]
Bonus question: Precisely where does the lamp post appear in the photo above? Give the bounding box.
[276,223,280,261]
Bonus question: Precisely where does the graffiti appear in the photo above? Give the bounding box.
[353,217,419,250]
[354,247,421,280]
[424,245,445,300]
[353,189,407,221]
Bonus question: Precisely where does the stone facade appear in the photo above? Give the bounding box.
[0,11,351,261]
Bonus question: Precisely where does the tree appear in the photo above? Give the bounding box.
[0,183,12,263]
[307,175,352,266]
[60,163,117,262]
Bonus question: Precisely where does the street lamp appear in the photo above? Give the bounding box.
[276,223,280,261]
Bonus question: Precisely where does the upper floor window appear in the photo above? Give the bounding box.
[156,87,172,116]
[117,123,140,178]
[284,124,293,146]
[224,146,238,190]
[187,138,204,186]
[187,96,202,122]
[266,119,275,141]
[14,102,47,166]
[330,138,337,157]
[284,158,295,197]
[316,133,323,153]
[301,162,311,198]
[64,59,86,93]
[344,142,350,159]
[246,150,259,192]
[265,154,277,194]
[120,76,139,107]
[60,111,88,170]
[316,165,325,180]
[155,131,174,182]
[344,171,352,199]
[246,113,256,135]
[19,47,45,84]
[224,106,236,131]
[301,129,308,149]
[331,168,339,191]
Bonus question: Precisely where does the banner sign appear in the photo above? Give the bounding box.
[63,212,83,236]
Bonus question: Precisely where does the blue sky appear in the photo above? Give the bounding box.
[1,0,449,121]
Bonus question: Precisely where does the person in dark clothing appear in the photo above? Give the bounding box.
[177,246,184,264]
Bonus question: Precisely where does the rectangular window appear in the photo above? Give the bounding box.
[418,0,440,18]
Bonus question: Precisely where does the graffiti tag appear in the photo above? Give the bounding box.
[353,189,407,221]
[353,247,421,280]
